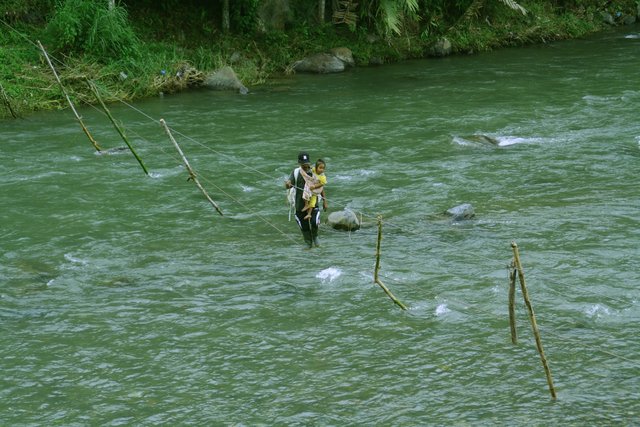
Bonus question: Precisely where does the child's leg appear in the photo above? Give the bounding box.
[304,195,317,219]
[302,184,312,212]
[303,200,312,218]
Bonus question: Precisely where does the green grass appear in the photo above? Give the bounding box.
[0,0,634,119]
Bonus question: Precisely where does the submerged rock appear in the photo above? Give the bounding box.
[464,134,500,146]
[96,146,129,155]
[445,203,475,221]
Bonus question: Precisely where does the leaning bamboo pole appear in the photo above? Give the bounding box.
[374,216,407,310]
[0,82,19,118]
[87,80,149,175]
[511,241,557,400]
[159,119,223,216]
[508,261,518,344]
[36,40,101,152]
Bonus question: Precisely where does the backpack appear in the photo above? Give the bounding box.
[287,168,299,221]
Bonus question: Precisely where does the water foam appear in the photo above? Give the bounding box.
[496,136,529,147]
[452,134,535,147]
[585,304,611,318]
[64,253,88,266]
[435,303,450,316]
[316,267,342,283]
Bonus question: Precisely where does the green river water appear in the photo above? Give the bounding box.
[2,25,639,425]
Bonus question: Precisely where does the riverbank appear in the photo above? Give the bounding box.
[1,0,638,120]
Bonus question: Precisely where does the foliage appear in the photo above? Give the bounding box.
[377,0,420,35]
[44,0,140,62]
[0,0,55,24]
[1,0,637,120]
[498,0,527,15]
[230,0,260,33]
[452,0,527,30]
[257,0,292,31]
[357,0,421,35]
[0,28,48,117]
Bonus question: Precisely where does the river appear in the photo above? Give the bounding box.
[1,25,639,425]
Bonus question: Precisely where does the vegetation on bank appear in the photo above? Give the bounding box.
[0,0,637,119]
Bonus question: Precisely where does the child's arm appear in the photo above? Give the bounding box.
[310,174,327,190]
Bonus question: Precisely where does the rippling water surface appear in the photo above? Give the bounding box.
[2,26,639,425]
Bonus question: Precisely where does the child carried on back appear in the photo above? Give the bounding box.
[299,159,327,220]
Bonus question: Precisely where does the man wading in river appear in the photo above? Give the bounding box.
[285,152,328,248]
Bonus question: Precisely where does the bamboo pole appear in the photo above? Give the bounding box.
[511,241,557,400]
[0,82,19,118]
[374,215,383,282]
[159,119,223,216]
[508,261,518,344]
[36,40,101,152]
[87,80,149,175]
[374,216,407,310]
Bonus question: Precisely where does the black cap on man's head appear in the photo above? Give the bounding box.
[297,152,310,164]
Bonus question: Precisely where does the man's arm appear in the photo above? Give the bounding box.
[285,169,296,189]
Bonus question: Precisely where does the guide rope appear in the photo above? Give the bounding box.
[3,18,637,363]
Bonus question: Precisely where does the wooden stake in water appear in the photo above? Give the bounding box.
[87,80,149,175]
[374,215,407,310]
[508,261,518,344]
[37,40,101,152]
[511,241,557,400]
[159,119,223,216]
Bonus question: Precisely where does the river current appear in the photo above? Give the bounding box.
[1,25,639,425]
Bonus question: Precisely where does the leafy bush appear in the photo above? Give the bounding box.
[44,0,140,62]
[0,0,55,24]
[231,0,261,33]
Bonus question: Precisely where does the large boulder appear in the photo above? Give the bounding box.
[329,47,355,67]
[445,204,475,221]
[293,47,354,74]
[293,53,345,73]
[327,209,361,231]
[203,66,248,94]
